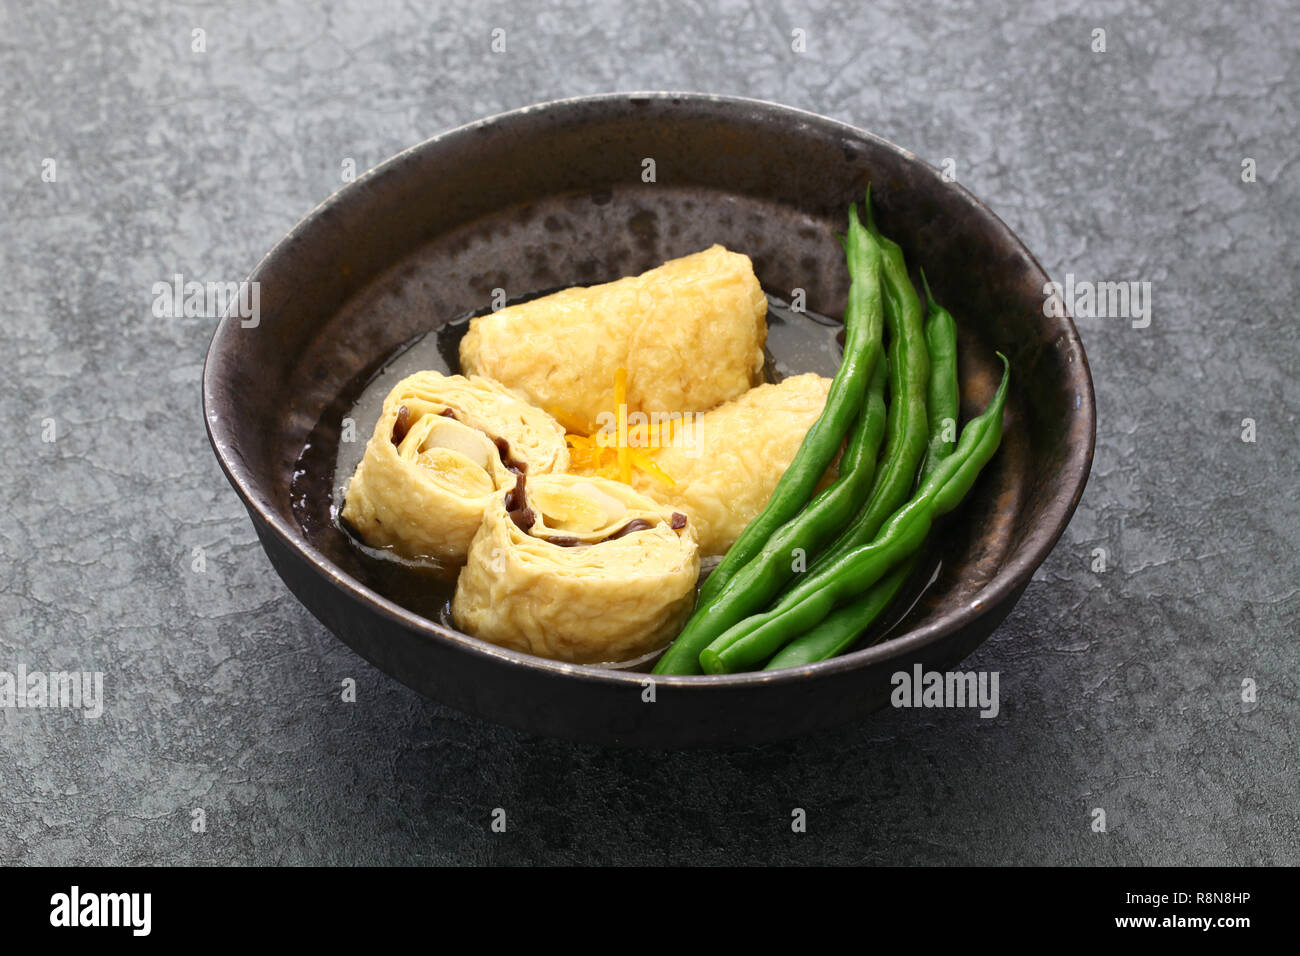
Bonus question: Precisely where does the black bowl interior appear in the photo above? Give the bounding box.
[203,93,1094,745]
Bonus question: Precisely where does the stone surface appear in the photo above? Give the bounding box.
[1,0,1296,865]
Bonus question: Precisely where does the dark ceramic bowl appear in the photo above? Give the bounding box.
[203,92,1094,747]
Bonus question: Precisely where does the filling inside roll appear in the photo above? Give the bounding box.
[397,413,500,497]
[506,474,688,546]
[341,371,568,563]
[452,473,700,664]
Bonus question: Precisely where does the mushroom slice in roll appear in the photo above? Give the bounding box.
[452,474,699,664]
[341,371,569,562]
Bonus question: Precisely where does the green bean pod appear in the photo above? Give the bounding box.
[806,207,930,575]
[919,269,959,482]
[654,201,885,675]
[699,354,1009,674]
[763,554,919,669]
[765,288,960,670]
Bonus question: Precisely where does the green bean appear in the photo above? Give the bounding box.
[805,206,930,576]
[765,285,960,670]
[699,354,1009,674]
[919,269,959,482]
[764,554,918,669]
[655,202,885,675]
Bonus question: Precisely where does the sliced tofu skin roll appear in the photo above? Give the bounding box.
[341,371,569,562]
[459,245,768,431]
[452,474,700,664]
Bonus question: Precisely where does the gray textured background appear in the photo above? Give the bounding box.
[2,0,1296,865]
